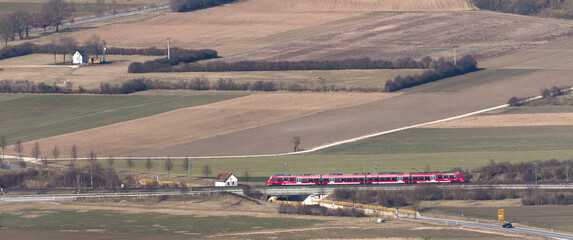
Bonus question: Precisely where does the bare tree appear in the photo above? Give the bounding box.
[165,157,173,180]
[0,136,6,161]
[84,34,101,58]
[291,136,301,152]
[42,0,72,32]
[32,11,51,34]
[88,150,97,164]
[202,164,211,177]
[61,36,78,63]
[243,169,250,183]
[107,154,114,169]
[70,144,78,167]
[127,157,134,170]
[31,141,41,163]
[12,10,31,40]
[181,157,191,172]
[0,16,16,45]
[52,145,60,163]
[145,158,153,178]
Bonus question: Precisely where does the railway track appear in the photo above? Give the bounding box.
[1,183,571,199]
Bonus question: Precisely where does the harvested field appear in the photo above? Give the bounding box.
[11,92,394,158]
[64,0,573,60]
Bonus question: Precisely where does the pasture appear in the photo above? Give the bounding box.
[421,200,573,233]
[0,196,527,239]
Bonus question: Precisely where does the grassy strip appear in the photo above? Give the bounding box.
[0,93,246,143]
[316,126,573,155]
[61,150,572,181]
[0,209,317,235]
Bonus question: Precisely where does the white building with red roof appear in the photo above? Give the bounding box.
[215,172,238,187]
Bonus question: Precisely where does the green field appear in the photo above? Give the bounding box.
[426,204,573,233]
[0,93,246,144]
[0,209,318,235]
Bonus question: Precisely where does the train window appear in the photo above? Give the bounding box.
[289,178,295,181]
[392,177,397,181]
[335,178,341,181]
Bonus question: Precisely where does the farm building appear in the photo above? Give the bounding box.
[72,51,83,64]
[215,172,238,187]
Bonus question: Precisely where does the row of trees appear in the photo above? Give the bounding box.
[170,0,239,12]
[129,56,439,73]
[331,186,573,207]
[384,55,478,92]
[127,48,219,73]
[472,0,573,18]
[507,85,571,106]
[1,0,72,45]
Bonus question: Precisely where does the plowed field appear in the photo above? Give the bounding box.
[66,0,572,60]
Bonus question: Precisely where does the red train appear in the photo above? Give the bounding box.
[266,172,465,186]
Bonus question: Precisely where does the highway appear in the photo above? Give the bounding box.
[415,216,573,240]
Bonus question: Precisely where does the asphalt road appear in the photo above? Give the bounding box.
[415,216,573,240]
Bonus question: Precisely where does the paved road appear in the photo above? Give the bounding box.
[416,216,573,240]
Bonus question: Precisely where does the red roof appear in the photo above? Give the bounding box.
[215,172,233,182]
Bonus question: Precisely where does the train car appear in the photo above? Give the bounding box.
[266,172,464,186]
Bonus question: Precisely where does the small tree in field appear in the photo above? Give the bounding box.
[52,145,60,163]
[145,158,153,179]
[127,157,134,171]
[31,141,41,163]
[243,169,250,183]
[165,157,173,180]
[14,139,23,160]
[107,154,114,169]
[291,136,301,152]
[70,144,78,167]
[202,164,212,177]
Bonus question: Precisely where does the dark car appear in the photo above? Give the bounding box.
[502,222,514,228]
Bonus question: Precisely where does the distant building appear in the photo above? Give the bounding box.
[72,51,83,64]
[215,172,238,187]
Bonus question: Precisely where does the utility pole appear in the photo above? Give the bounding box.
[453,46,458,66]
[167,38,171,60]
[102,40,107,63]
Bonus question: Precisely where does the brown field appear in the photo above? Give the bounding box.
[4,0,573,158]
[10,92,395,158]
[59,0,572,61]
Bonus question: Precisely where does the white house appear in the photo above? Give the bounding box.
[215,172,238,187]
[72,51,83,64]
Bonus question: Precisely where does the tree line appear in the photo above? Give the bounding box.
[507,85,571,106]
[472,0,573,18]
[127,48,220,73]
[1,0,72,45]
[170,0,240,12]
[384,55,478,92]
[129,56,437,73]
